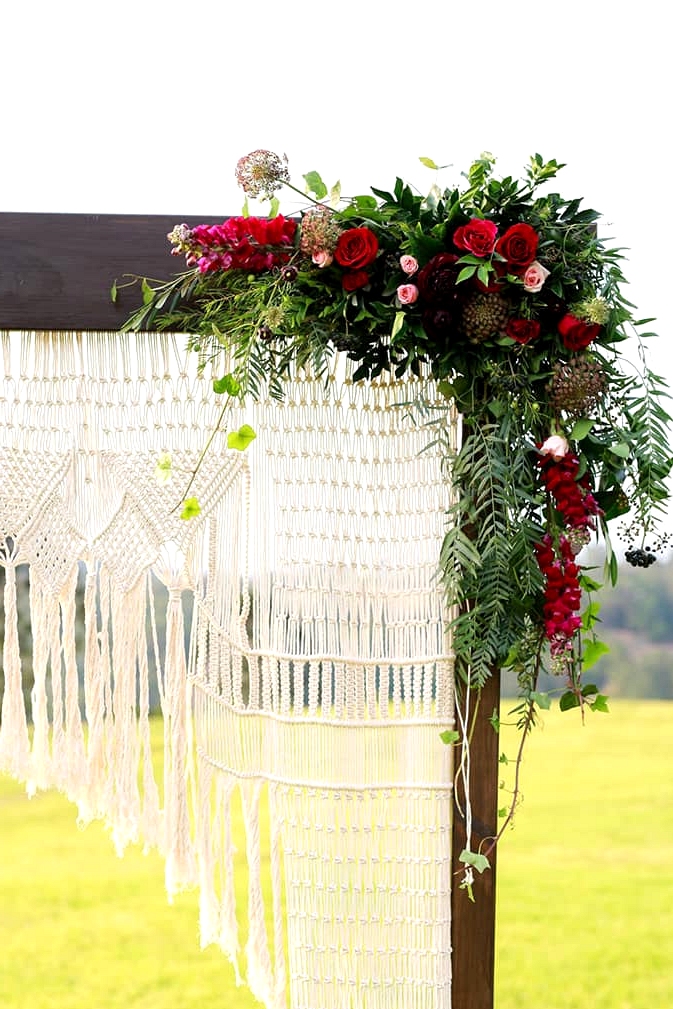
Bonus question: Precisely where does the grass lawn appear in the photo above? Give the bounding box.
[1,700,672,1008]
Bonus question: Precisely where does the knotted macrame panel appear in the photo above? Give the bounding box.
[0,330,456,1009]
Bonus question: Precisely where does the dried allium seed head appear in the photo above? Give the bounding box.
[549,354,607,416]
[235,150,290,199]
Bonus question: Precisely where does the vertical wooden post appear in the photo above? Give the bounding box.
[450,668,500,1008]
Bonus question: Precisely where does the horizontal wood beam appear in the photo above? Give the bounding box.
[0,212,215,330]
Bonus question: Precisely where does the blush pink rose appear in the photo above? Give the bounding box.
[400,254,419,275]
[540,435,569,460]
[312,250,333,267]
[523,260,551,293]
[397,283,419,305]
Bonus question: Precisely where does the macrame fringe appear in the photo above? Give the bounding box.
[0,330,456,1009]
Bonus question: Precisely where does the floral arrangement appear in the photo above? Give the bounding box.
[122,149,671,855]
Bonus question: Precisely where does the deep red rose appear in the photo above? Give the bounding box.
[558,313,601,351]
[416,253,460,305]
[495,222,539,272]
[453,218,498,257]
[341,269,370,292]
[334,227,378,270]
[506,318,541,345]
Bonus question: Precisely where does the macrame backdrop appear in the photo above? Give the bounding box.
[0,329,457,1009]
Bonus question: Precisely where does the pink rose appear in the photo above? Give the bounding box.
[400,254,419,275]
[312,249,333,268]
[453,218,498,257]
[540,435,569,460]
[523,260,550,293]
[397,283,419,305]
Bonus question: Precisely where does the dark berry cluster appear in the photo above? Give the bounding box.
[625,546,657,568]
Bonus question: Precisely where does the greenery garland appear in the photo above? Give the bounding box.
[120,149,672,875]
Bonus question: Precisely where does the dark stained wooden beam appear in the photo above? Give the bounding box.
[0,212,215,330]
[450,669,500,1009]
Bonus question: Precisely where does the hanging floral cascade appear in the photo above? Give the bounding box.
[122,149,672,719]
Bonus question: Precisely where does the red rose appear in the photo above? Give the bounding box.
[506,318,540,345]
[341,269,370,292]
[495,222,539,272]
[558,313,601,350]
[334,227,378,270]
[453,218,498,257]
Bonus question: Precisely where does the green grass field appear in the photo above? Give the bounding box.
[1,700,671,1008]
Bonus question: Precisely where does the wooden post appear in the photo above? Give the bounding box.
[450,669,500,1008]
[0,211,501,1009]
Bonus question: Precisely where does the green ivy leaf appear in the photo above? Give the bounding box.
[303,171,328,200]
[459,849,491,874]
[227,424,257,451]
[559,690,580,712]
[582,638,610,669]
[180,497,201,520]
[590,693,610,713]
[213,374,241,397]
[154,452,172,484]
[439,729,460,745]
[530,691,551,709]
[581,600,601,630]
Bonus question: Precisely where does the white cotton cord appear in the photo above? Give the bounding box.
[59,564,87,805]
[0,558,31,781]
[163,583,196,899]
[27,576,52,794]
[241,778,275,1008]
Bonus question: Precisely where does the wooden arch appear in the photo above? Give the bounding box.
[0,211,500,1009]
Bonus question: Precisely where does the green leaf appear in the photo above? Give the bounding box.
[180,497,201,520]
[609,442,630,459]
[241,197,250,218]
[530,691,552,710]
[213,374,241,396]
[457,265,477,284]
[590,694,610,713]
[499,752,509,765]
[559,690,580,712]
[582,638,610,669]
[579,573,603,592]
[227,424,257,451]
[141,278,155,305]
[419,156,439,170]
[110,280,118,304]
[391,311,406,340]
[570,417,594,441]
[268,196,280,218]
[303,171,328,200]
[459,849,491,874]
[329,181,341,207]
[154,451,172,484]
[439,729,460,745]
[581,600,601,630]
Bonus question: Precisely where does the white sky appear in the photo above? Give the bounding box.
[1,0,671,395]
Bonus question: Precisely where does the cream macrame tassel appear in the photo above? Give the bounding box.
[0,556,31,781]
